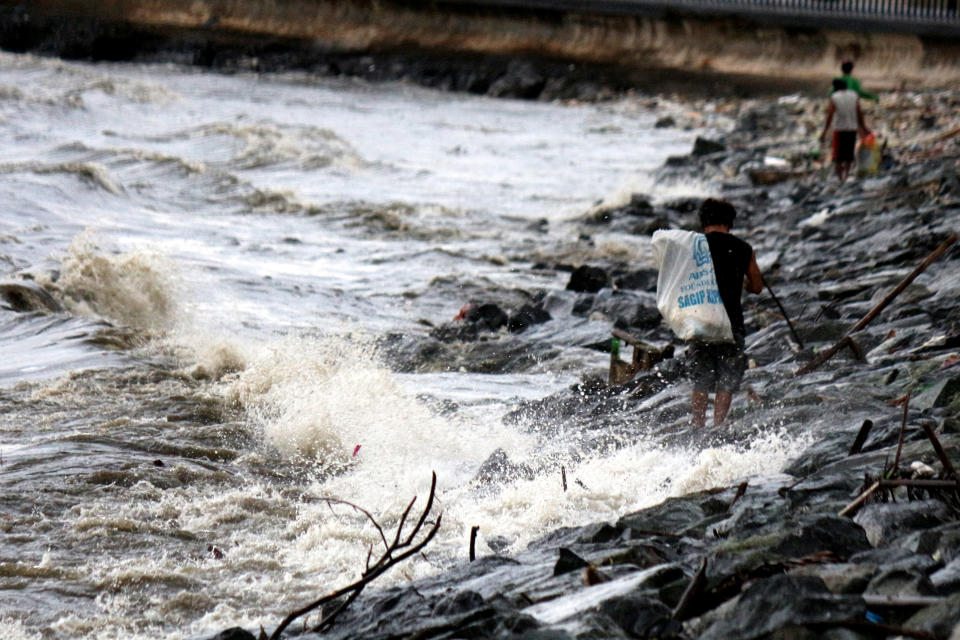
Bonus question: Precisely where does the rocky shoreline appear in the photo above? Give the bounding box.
[202,84,960,640]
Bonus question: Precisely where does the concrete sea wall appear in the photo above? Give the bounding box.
[2,0,960,91]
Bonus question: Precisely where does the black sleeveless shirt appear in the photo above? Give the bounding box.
[705,232,754,341]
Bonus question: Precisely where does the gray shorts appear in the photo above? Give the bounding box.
[687,341,747,393]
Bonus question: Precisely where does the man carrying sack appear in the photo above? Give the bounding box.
[652,199,762,428]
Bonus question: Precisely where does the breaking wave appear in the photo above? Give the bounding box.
[38,233,181,331]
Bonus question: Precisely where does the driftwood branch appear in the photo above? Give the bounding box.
[269,472,442,639]
[672,557,708,620]
[840,477,960,517]
[918,420,958,478]
[469,525,479,562]
[848,419,874,456]
[796,232,958,376]
[893,393,911,472]
[839,480,881,517]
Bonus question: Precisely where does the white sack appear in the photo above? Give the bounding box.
[651,229,734,343]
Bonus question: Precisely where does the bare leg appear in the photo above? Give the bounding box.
[691,390,708,428]
[838,161,851,183]
[714,391,733,425]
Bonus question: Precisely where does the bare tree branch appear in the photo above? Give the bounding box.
[269,472,442,640]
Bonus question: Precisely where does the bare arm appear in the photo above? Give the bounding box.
[744,252,763,294]
[820,100,836,141]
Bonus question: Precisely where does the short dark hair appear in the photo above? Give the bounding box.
[841,61,854,74]
[832,78,848,92]
[699,198,737,228]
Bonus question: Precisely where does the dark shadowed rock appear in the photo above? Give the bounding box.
[433,589,485,616]
[0,280,64,312]
[617,496,707,537]
[770,516,872,560]
[598,594,675,638]
[554,547,590,576]
[488,60,545,99]
[466,302,509,331]
[209,629,256,640]
[576,522,625,544]
[788,562,878,594]
[904,593,960,638]
[614,268,658,292]
[566,265,609,293]
[692,136,726,156]
[473,448,534,486]
[699,575,866,640]
[508,304,551,333]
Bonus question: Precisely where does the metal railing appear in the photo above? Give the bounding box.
[434,0,960,35]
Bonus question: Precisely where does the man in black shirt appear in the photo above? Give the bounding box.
[688,199,763,428]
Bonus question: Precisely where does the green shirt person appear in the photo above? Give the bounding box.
[831,61,879,102]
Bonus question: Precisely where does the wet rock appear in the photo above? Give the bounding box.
[931,558,960,593]
[566,265,609,293]
[655,116,676,128]
[576,522,625,544]
[508,304,551,333]
[0,280,63,312]
[788,562,877,594]
[473,447,534,486]
[617,495,708,537]
[598,595,676,638]
[209,629,256,640]
[661,197,700,213]
[433,589,485,615]
[488,60,545,99]
[853,500,955,547]
[864,567,938,597]
[553,547,590,576]
[904,593,960,639]
[770,516,872,560]
[614,268,658,292]
[466,302,509,331]
[486,535,513,552]
[587,290,660,329]
[692,136,726,156]
[699,575,866,640]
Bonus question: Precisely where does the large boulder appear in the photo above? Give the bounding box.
[566,265,609,293]
[699,575,865,640]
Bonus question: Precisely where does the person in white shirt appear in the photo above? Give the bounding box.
[820,78,871,183]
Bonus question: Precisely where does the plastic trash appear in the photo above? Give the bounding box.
[651,230,734,344]
[857,133,881,176]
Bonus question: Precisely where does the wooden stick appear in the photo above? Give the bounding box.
[917,421,958,478]
[848,419,873,455]
[672,557,708,620]
[879,479,960,489]
[862,594,943,607]
[561,466,567,492]
[469,525,479,562]
[761,274,805,349]
[729,482,748,510]
[796,233,958,376]
[839,480,881,517]
[893,392,910,472]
